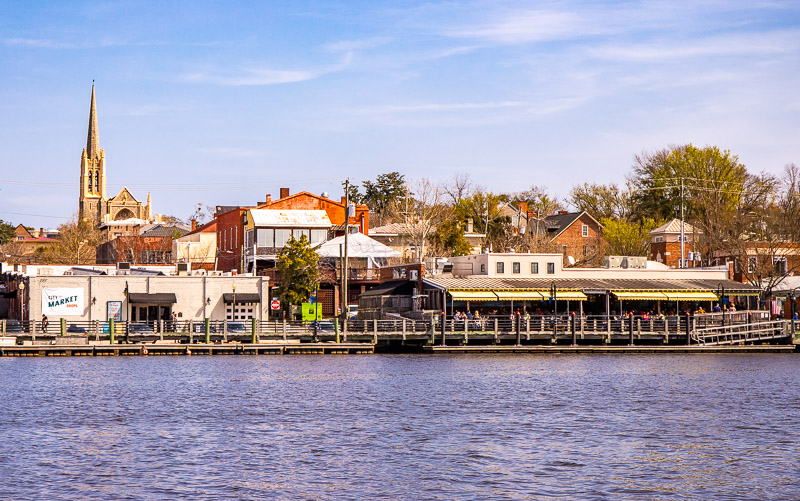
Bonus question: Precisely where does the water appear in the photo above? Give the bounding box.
[1,354,798,500]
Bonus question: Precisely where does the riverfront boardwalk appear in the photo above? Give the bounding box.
[0,342,375,357]
[427,345,795,354]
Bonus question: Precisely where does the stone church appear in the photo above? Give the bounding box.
[78,85,152,232]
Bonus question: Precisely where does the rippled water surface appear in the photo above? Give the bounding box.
[1,354,799,500]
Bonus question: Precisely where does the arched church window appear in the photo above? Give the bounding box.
[95,172,99,193]
[88,172,93,193]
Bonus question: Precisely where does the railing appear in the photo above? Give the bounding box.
[692,320,789,346]
[0,311,788,345]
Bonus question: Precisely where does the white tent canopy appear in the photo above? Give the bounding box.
[316,233,401,264]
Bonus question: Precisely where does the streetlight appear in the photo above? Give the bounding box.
[231,283,236,323]
[716,283,725,328]
[790,288,798,335]
[550,282,557,337]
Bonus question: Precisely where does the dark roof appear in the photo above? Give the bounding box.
[128,293,177,304]
[141,224,190,238]
[424,277,758,294]
[128,268,165,276]
[69,267,107,276]
[223,293,261,304]
[361,280,413,296]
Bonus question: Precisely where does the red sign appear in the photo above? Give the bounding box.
[270,298,280,310]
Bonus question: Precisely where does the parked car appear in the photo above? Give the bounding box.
[192,323,217,333]
[347,305,358,319]
[226,322,247,333]
[310,321,336,333]
[5,320,23,333]
[66,324,87,333]
[128,323,154,334]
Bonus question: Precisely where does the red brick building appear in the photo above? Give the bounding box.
[648,219,699,268]
[214,188,370,273]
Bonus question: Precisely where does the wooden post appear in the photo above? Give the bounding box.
[571,312,576,346]
[109,318,115,345]
[60,318,66,336]
[251,317,258,344]
[205,318,211,344]
[685,312,691,345]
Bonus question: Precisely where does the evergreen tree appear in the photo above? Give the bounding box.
[276,235,319,307]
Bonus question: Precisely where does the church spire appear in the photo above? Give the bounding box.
[86,82,99,159]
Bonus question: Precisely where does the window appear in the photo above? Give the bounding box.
[531,262,539,274]
[773,256,788,275]
[512,262,520,274]
[274,229,291,248]
[95,172,99,192]
[547,262,555,274]
[293,229,310,241]
[310,229,327,245]
[480,264,485,273]
[654,236,664,243]
[496,261,505,274]
[581,224,588,237]
[245,230,253,247]
[257,229,274,247]
[747,256,758,274]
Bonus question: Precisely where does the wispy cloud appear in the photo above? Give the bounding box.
[183,53,353,86]
[443,9,593,44]
[590,30,799,62]
[323,37,391,52]
[351,101,529,114]
[5,38,79,49]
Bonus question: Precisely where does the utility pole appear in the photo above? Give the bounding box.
[341,178,350,336]
[680,177,685,269]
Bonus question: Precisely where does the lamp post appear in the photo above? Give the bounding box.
[232,283,236,323]
[550,282,557,338]
[76,239,87,265]
[716,283,725,328]
[790,288,798,335]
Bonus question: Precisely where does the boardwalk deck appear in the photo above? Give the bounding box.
[0,342,375,357]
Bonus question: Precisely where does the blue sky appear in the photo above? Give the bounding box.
[1,0,799,228]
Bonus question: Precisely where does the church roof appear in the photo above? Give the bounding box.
[86,84,100,159]
[108,187,141,204]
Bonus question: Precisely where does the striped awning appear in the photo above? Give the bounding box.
[449,291,497,301]
[613,291,668,301]
[663,291,719,301]
[494,291,546,300]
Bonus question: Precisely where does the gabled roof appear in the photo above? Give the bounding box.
[648,218,700,235]
[141,224,190,238]
[542,211,602,240]
[184,219,217,236]
[108,187,140,204]
[258,191,342,209]
[248,209,332,227]
[370,222,419,236]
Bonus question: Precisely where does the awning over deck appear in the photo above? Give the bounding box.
[550,291,588,301]
[663,291,719,301]
[449,291,498,301]
[613,291,668,301]
[494,291,546,300]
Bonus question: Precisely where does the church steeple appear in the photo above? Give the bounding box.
[86,82,99,159]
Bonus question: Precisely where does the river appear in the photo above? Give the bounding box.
[1,354,798,500]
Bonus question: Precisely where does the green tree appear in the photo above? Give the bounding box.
[454,192,508,252]
[276,235,319,306]
[428,219,472,257]
[600,217,661,257]
[361,172,407,217]
[0,219,15,245]
[568,182,634,221]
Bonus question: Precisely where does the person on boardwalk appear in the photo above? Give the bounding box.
[41,314,48,333]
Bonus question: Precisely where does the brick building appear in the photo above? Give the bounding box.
[648,219,699,268]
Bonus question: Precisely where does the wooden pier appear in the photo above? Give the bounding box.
[426,344,796,354]
[0,342,375,357]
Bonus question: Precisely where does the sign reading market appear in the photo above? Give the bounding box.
[42,288,85,315]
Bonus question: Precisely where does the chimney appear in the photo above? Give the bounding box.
[265,194,272,204]
[466,218,473,233]
[191,219,197,232]
[558,210,569,215]
[518,202,528,214]
[280,187,290,199]
[39,228,44,238]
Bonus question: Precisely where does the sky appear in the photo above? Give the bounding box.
[1,0,799,229]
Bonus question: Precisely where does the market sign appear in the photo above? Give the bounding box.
[42,288,84,315]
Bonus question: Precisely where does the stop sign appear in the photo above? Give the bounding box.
[270,298,280,310]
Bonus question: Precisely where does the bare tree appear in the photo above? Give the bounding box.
[442,172,478,204]
[394,178,445,260]
[43,215,101,265]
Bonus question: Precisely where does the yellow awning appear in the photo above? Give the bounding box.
[613,291,668,300]
[449,291,498,301]
[549,291,588,301]
[494,291,545,300]
[663,291,719,301]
